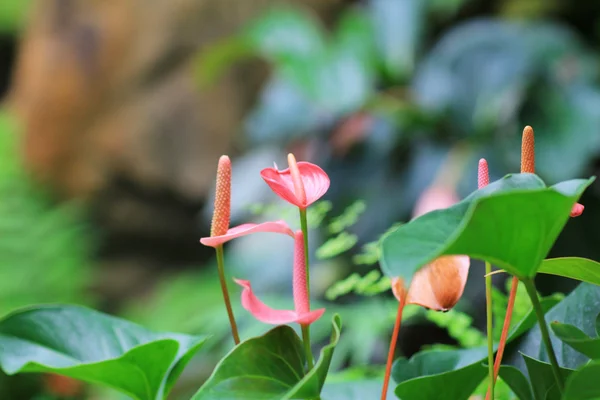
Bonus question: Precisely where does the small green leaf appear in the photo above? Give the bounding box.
[192,315,342,400]
[392,347,488,400]
[0,305,209,400]
[316,232,358,260]
[538,258,600,286]
[380,174,593,284]
[498,365,534,400]
[522,354,574,400]
[550,322,600,360]
[328,200,366,234]
[562,361,600,400]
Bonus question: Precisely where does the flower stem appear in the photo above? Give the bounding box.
[215,244,240,345]
[381,298,405,400]
[299,208,311,298]
[488,276,518,400]
[485,262,495,400]
[522,278,564,393]
[301,325,314,370]
[298,208,314,370]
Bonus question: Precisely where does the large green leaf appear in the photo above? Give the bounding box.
[0,305,208,400]
[562,361,600,400]
[550,320,600,360]
[539,258,600,286]
[392,347,487,400]
[381,174,593,283]
[192,315,341,400]
[522,354,573,400]
[498,365,533,400]
[513,283,600,370]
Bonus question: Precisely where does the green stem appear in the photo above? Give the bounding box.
[216,245,240,345]
[301,325,314,370]
[522,278,564,393]
[485,262,495,399]
[299,208,314,370]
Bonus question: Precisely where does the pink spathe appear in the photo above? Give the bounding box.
[261,157,330,209]
[200,220,293,248]
[235,230,325,326]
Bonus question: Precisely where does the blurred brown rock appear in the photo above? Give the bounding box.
[8,0,346,200]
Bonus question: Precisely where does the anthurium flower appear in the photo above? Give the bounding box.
[391,185,470,311]
[200,220,293,247]
[260,154,330,209]
[235,230,325,325]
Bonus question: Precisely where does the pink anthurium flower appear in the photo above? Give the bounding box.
[200,220,294,248]
[235,230,325,325]
[260,154,330,209]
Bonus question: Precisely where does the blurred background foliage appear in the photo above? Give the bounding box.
[1,0,600,399]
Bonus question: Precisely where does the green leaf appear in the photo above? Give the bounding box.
[515,283,600,369]
[392,347,488,400]
[244,7,326,62]
[498,365,534,400]
[538,258,600,286]
[522,354,573,400]
[321,380,394,400]
[316,232,358,260]
[192,315,342,400]
[562,361,600,400]
[380,174,593,284]
[0,305,208,400]
[550,321,600,360]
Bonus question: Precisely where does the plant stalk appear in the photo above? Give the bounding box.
[301,325,314,370]
[485,262,495,400]
[299,208,314,370]
[522,278,564,393]
[381,298,405,400]
[215,245,240,345]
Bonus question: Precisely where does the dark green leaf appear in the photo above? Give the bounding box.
[498,365,533,400]
[380,174,593,284]
[562,361,600,400]
[550,322,600,360]
[392,347,487,400]
[0,305,208,400]
[522,354,573,400]
[538,258,600,286]
[514,284,600,370]
[192,315,341,399]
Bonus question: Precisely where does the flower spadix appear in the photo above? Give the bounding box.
[260,154,330,209]
[391,185,469,311]
[235,230,325,325]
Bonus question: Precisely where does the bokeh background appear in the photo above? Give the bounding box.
[1,0,600,398]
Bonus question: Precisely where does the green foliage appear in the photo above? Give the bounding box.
[0,112,94,317]
[0,305,209,400]
[327,201,366,234]
[539,258,600,286]
[325,270,390,300]
[522,355,574,400]
[392,347,488,400]
[316,232,358,260]
[551,316,600,360]
[498,366,533,400]
[562,361,600,400]
[191,315,341,400]
[0,0,32,32]
[381,174,593,282]
[425,309,485,348]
